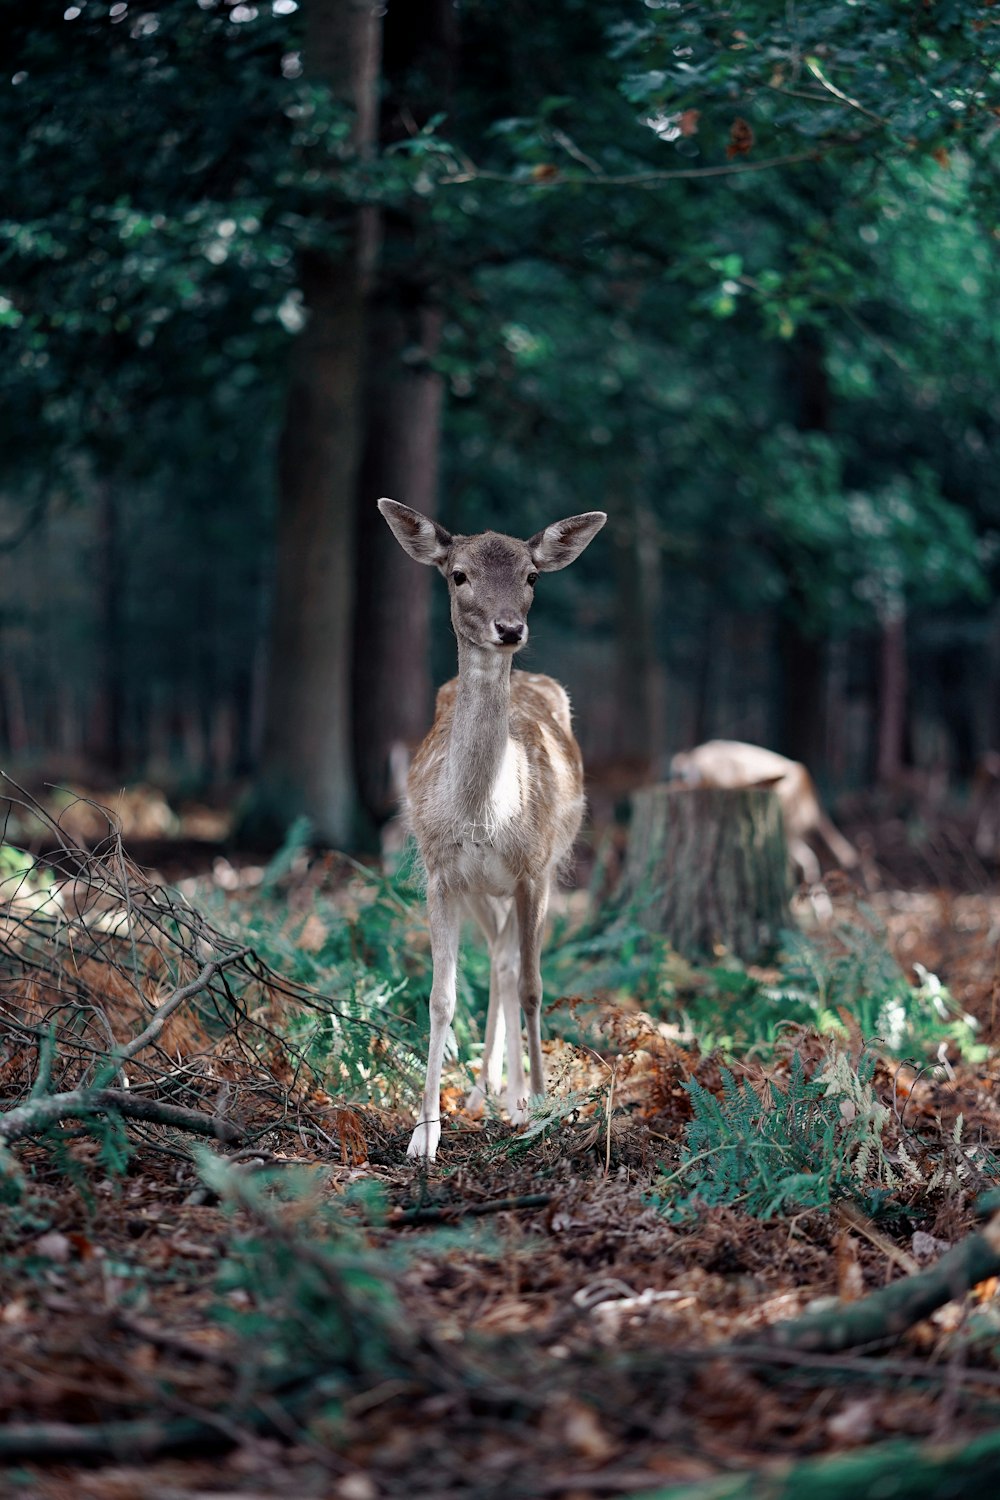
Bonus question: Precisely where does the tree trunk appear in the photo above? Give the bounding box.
[988,601,1000,751]
[621,784,792,961]
[352,301,444,826]
[778,327,831,772]
[610,500,665,767]
[253,0,382,846]
[88,477,126,774]
[876,605,907,787]
[351,0,458,833]
[778,612,827,770]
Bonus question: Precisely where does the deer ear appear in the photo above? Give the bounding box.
[528,511,607,573]
[378,498,452,568]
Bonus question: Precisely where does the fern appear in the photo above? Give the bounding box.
[660,1048,898,1222]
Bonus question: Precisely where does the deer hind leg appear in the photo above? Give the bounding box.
[515,874,552,1107]
[467,897,525,1122]
[464,896,514,1117]
[407,883,461,1163]
[498,913,527,1124]
[789,837,821,887]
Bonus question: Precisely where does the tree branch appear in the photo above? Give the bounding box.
[115,946,253,1063]
[387,1193,552,1227]
[0,1087,245,1145]
[748,1210,1000,1353]
[0,1416,219,1460]
[438,147,827,189]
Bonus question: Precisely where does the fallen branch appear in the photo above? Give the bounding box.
[834,1200,920,1276]
[0,1087,245,1146]
[116,946,254,1062]
[635,1427,1000,1500]
[387,1192,552,1227]
[748,1210,1000,1353]
[0,1415,218,1460]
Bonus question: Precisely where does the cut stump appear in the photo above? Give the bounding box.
[620,784,792,961]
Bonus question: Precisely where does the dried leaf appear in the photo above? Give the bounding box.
[827,1397,876,1444]
[561,1397,616,1460]
[296,911,328,952]
[726,117,754,158]
[836,1231,864,1302]
[35,1231,72,1264]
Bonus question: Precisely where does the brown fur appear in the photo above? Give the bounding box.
[407,672,584,888]
[671,739,858,882]
[377,498,606,1159]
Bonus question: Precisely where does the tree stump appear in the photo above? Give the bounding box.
[620,784,792,961]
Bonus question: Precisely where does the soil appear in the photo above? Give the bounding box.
[1,816,1000,1499]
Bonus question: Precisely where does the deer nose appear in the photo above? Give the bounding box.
[494,618,525,646]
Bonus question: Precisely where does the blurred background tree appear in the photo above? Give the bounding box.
[0,0,996,847]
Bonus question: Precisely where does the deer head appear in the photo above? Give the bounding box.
[377,499,606,652]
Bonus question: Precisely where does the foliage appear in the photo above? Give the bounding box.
[0,1,996,796]
[200,1152,411,1396]
[660,1047,915,1222]
[770,919,985,1058]
[544,890,983,1063]
[615,0,1000,175]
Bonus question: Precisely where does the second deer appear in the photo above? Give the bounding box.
[378,499,606,1161]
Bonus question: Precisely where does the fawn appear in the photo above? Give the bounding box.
[671,739,858,885]
[378,499,606,1160]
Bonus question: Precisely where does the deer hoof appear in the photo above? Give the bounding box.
[406,1120,440,1162]
[507,1094,529,1126]
[464,1085,487,1118]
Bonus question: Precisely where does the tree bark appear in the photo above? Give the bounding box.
[254,0,382,846]
[876,604,908,787]
[620,784,791,961]
[353,301,444,825]
[610,500,665,767]
[351,0,458,832]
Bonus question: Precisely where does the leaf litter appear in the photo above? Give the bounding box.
[1,791,1000,1496]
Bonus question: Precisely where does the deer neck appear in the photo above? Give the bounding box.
[448,640,517,837]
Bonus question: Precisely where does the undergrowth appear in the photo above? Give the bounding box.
[654,1042,1000,1224]
[198,1152,413,1399]
[206,831,982,1115]
[655,1049,897,1221]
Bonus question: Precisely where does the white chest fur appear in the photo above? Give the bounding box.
[442,738,526,894]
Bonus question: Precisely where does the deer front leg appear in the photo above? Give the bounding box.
[515,877,551,1105]
[408,885,461,1162]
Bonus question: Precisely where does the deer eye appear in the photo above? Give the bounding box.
[452,570,468,586]
[526,571,539,587]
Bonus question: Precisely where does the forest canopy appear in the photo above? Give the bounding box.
[0,0,997,843]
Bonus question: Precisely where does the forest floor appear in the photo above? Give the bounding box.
[2,799,1000,1499]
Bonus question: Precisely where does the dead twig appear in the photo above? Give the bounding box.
[0,1416,217,1459]
[387,1192,552,1226]
[114,946,253,1063]
[834,1200,920,1275]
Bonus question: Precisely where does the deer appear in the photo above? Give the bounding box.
[670,739,858,886]
[377,499,607,1161]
